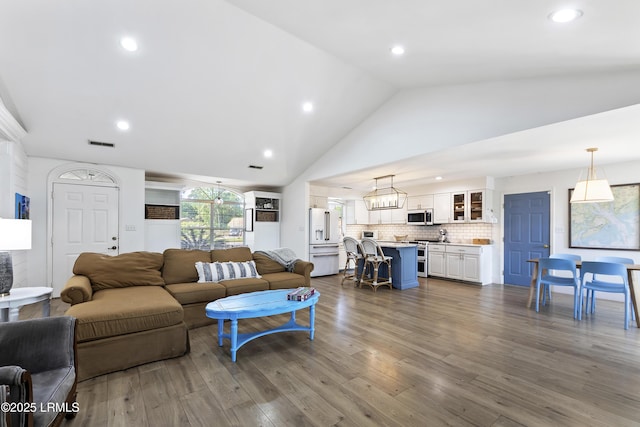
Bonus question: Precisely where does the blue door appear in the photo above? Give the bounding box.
[504,191,550,286]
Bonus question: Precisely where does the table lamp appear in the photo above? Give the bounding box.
[0,218,32,296]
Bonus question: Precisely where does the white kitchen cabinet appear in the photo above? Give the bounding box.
[452,190,486,223]
[429,244,492,284]
[346,200,369,224]
[368,205,407,224]
[309,195,328,209]
[427,244,447,277]
[407,194,433,210]
[433,193,451,224]
[391,205,408,223]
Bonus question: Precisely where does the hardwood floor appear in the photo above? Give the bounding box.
[19,276,640,426]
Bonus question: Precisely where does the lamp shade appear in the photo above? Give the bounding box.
[570,147,614,204]
[0,219,32,250]
[570,179,614,203]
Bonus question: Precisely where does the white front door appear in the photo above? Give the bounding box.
[51,183,119,296]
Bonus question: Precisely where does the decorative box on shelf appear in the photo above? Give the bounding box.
[144,204,180,220]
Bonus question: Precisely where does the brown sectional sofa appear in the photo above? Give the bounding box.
[61,246,313,381]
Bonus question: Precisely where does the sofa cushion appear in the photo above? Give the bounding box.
[65,286,184,342]
[195,261,261,283]
[211,246,252,262]
[164,282,227,305]
[73,252,165,290]
[253,252,286,274]
[262,272,307,290]
[162,249,212,285]
[219,278,269,296]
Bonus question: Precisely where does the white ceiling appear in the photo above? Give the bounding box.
[1,0,640,192]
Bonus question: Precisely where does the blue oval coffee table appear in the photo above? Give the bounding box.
[205,289,320,362]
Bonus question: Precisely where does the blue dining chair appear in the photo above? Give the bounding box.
[579,261,632,329]
[586,256,635,320]
[544,254,581,302]
[535,257,580,318]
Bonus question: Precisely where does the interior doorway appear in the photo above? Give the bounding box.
[503,191,550,286]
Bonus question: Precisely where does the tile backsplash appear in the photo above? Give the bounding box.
[346,223,495,244]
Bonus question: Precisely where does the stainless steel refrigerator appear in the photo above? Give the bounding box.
[309,208,340,277]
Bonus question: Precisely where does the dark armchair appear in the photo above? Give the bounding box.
[0,316,78,427]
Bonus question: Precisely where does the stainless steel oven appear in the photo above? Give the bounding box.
[415,241,428,277]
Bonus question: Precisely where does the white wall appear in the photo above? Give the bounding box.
[495,159,640,300]
[0,141,29,288]
[27,157,145,288]
[282,71,640,261]
[496,159,640,262]
[281,180,309,260]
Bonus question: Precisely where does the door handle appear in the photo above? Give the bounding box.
[543,244,550,248]
[108,246,117,250]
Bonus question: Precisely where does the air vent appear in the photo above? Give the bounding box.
[248,165,263,169]
[88,140,115,148]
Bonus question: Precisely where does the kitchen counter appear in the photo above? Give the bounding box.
[427,242,492,247]
[376,241,417,248]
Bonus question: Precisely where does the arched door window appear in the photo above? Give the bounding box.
[58,169,116,183]
[180,187,244,249]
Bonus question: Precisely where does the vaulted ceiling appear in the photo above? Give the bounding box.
[1,1,640,192]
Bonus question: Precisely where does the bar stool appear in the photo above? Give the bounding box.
[341,237,364,287]
[359,238,393,292]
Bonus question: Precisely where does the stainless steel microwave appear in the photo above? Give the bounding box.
[407,208,433,225]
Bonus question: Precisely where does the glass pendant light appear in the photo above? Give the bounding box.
[215,181,224,205]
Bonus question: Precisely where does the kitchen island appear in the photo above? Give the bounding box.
[357,242,419,290]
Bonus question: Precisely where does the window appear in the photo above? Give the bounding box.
[180,187,244,250]
[58,169,116,183]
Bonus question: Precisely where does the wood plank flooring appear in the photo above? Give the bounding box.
[18,276,640,426]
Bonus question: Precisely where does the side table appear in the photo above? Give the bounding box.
[0,287,53,322]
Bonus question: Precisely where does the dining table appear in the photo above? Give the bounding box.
[526,258,640,328]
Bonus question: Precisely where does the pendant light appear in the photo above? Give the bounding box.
[215,181,224,205]
[570,148,614,203]
[363,174,407,210]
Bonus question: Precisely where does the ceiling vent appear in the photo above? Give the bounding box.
[88,140,115,148]
[248,164,263,169]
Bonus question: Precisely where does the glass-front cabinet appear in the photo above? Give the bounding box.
[451,190,485,223]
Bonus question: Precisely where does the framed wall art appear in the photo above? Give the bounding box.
[569,183,640,250]
[15,193,30,219]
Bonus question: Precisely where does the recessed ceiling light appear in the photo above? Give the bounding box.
[435,176,443,181]
[549,9,583,23]
[116,120,130,131]
[390,45,405,56]
[120,37,138,52]
[302,102,314,113]
[263,149,273,158]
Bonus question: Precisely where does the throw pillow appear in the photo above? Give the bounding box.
[195,260,261,283]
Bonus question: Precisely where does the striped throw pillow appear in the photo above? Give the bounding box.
[195,261,261,283]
